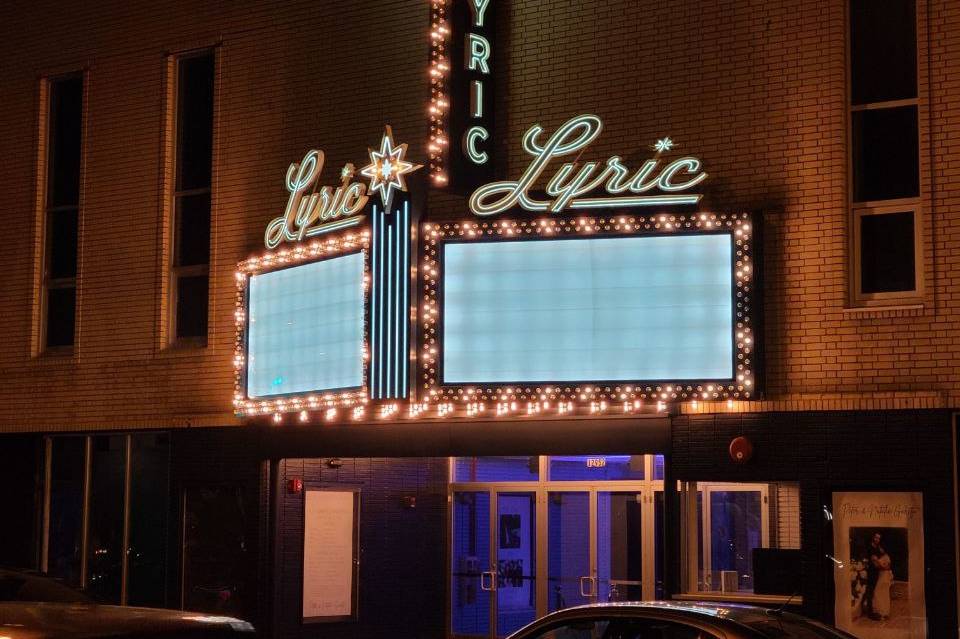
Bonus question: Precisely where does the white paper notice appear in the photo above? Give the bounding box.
[303,490,355,619]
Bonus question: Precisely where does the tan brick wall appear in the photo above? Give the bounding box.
[0,0,957,432]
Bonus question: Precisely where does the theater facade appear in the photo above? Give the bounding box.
[0,2,958,639]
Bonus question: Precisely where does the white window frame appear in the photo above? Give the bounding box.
[846,3,923,307]
[851,201,923,304]
[168,48,217,346]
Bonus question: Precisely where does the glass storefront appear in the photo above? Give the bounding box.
[43,433,170,607]
[450,455,664,638]
[451,457,803,636]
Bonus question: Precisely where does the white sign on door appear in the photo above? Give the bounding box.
[303,490,357,621]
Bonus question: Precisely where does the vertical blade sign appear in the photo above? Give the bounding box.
[431,0,496,192]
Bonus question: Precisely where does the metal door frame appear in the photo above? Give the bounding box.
[699,482,770,592]
[447,455,665,639]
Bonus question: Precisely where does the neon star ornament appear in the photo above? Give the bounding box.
[653,137,675,152]
[361,125,422,212]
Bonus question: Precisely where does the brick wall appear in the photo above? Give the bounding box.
[276,457,448,639]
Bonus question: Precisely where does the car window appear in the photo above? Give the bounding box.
[0,571,92,603]
[742,616,855,639]
[530,618,612,639]
[608,619,720,639]
[528,618,719,639]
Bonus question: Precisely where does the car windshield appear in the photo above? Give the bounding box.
[0,569,93,603]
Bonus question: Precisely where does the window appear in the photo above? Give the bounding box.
[849,0,921,303]
[43,433,170,607]
[47,436,85,587]
[42,74,83,349]
[127,433,170,606]
[682,482,801,596]
[171,52,214,342]
[85,435,126,604]
[524,618,720,639]
[549,455,645,481]
[454,456,540,482]
[857,209,917,294]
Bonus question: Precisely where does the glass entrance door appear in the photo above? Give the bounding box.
[451,491,490,638]
[495,492,537,637]
[597,491,643,602]
[547,491,592,612]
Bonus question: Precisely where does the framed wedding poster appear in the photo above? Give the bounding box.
[832,491,925,639]
[302,488,360,623]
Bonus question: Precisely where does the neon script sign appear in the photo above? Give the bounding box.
[264,150,369,249]
[468,114,707,216]
[264,127,421,249]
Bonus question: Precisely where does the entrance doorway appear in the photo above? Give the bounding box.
[449,455,664,638]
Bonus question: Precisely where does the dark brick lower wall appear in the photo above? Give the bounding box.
[275,457,448,639]
[671,409,957,636]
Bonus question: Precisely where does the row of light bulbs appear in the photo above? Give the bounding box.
[428,0,450,184]
[264,397,745,425]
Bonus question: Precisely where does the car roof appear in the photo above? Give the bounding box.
[0,602,255,638]
[557,601,780,622]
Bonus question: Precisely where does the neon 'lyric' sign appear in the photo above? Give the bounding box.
[468,114,708,216]
[264,150,369,249]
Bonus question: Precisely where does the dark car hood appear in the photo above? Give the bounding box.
[0,602,254,638]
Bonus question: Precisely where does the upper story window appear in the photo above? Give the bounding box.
[849,0,921,304]
[42,74,84,350]
[171,51,215,343]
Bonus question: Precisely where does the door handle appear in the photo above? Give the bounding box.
[579,575,596,598]
[480,570,496,591]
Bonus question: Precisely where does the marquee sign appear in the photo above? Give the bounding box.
[468,114,707,216]
[238,113,757,424]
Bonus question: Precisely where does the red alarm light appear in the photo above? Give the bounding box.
[287,478,303,494]
[729,436,753,463]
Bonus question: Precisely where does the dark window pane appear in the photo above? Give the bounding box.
[861,211,916,294]
[86,435,126,604]
[48,209,78,279]
[709,491,762,591]
[852,106,919,202]
[655,492,664,599]
[183,486,250,617]
[48,437,85,587]
[0,569,92,603]
[176,54,214,191]
[175,193,211,267]
[48,76,83,207]
[176,275,209,339]
[46,287,76,348]
[127,433,170,607]
[850,0,917,105]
